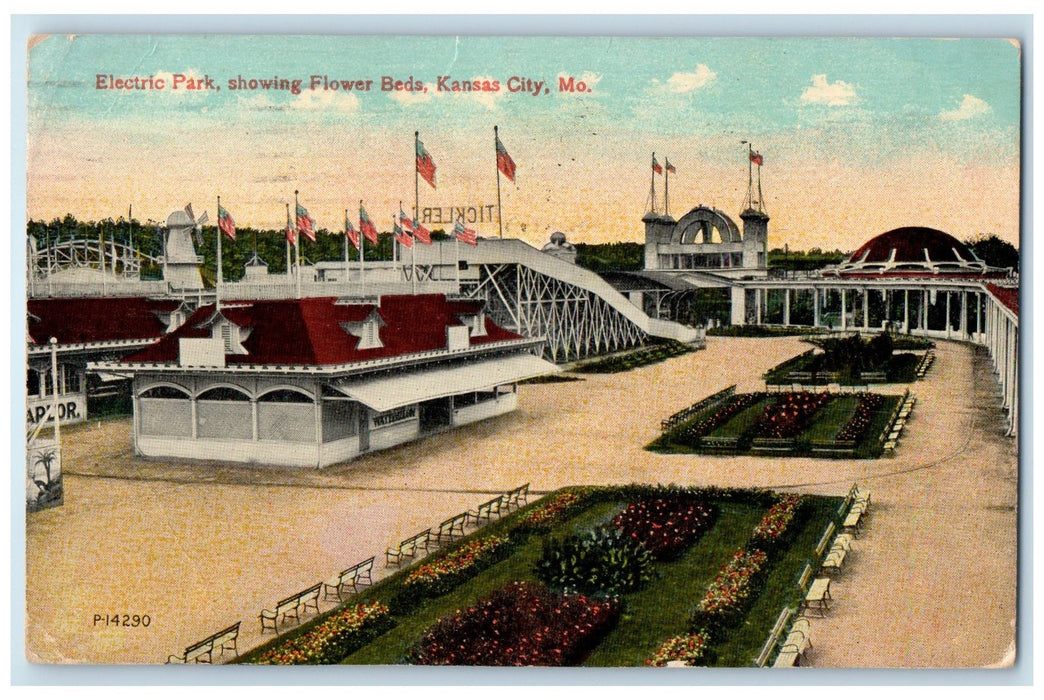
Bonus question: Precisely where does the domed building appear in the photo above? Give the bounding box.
[541,231,577,264]
[825,226,1000,277]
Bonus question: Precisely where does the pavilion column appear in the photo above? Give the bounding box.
[755,289,763,325]
[813,288,821,328]
[975,292,983,342]
[190,396,198,440]
[840,288,847,330]
[862,289,869,330]
[947,292,956,340]
[922,290,928,331]
[251,398,259,441]
[959,291,968,340]
[314,384,323,468]
[730,286,746,325]
[783,288,791,326]
[903,289,910,334]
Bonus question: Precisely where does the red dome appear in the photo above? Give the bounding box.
[847,227,978,265]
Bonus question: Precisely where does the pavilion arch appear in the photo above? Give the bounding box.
[138,383,192,400]
[257,386,315,403]
[672,207,742,245]
[196,385,253,402]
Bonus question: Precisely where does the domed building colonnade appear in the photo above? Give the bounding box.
[725,227,1019,437]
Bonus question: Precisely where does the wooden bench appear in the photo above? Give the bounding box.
[814,522,836,560]
[819,544,849,576]
[386,529,432,566]
[323,556,375,601]
[796,563,832,617]
[166,637,215,664]
[468,496,504,525]
[166,621,242,664]
[259,583,322,633]
[773,617,813,667]
[434,513,469,544]
[753,606,793,667]
[210,621,241,660]
[507,483,530,509]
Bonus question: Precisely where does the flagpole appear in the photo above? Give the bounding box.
[216,196,223,309]
[650,152,656,214]
[413,133,420,295]
[455,221,461,291]
[285,203,292,281]
[359,200,365,295]
[495,125,503,239]
[344,208,350,289]
[664,158,669,217]
[294,190,302,300]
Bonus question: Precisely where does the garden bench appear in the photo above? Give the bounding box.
[861,371,887,382]
[166,637,215,664]
[701,436,740,450]
[818,545,848,576]
[468,496,504,525]
[435,513,469,544]
[323,556,375,601]
[259,583,322,634]
[796,563,832,617]
[386,529,432,567]
[753,606,793,667]
[814,522,836,560]
[773,617,813,667]
[507,483,530,509]
[165,621,242,664]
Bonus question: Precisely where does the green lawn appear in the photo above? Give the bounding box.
[649,392,901,459]
[237,487,843,667]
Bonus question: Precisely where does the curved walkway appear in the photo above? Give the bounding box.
[24,336,1017,667]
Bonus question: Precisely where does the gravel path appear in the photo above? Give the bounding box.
[24,336,1017,667]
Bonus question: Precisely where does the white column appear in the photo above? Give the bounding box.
[862,289,870,330]
[922,290,928,331]
[975,292,982,342]
[251,399,259,441]
[755,289,763,325]
[945,291,952,339]
[783,288,791,326]
[730,286,746,325]
[960,291,968,339]
[903,289,910,334]
[841,288,848,330]
[813,288,821,327]
[314,386,323,468]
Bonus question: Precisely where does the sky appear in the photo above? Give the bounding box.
[26,34,1022,252]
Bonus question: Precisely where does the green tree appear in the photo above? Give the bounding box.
[966,233,1019,271]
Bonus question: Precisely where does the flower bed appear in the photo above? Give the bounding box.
[257,602,390,665]
[646,630,712,667]
[835,392,884,442]
[404,535,508,589]
[753,392,830,439]
[674,393,766,444]
[690,549,769,636]
[572,340,693,374]
[536,526,653,595]
[750,495,802,552]
[613,498,718,560]
[409,581,621,666]
[518,489,587,531]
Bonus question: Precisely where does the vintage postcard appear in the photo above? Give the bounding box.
[22,32,1020,672]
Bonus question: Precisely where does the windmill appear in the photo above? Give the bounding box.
[184,203,209,248]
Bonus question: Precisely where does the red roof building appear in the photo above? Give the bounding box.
[826,227,1006,278]
[91,294,557,468]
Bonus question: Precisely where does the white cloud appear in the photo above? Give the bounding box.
[800,74,858,107]
[662,65,717,93]
[291,90,360,113]
[939,94,991,121]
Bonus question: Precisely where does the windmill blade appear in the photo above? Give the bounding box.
[184,203,195,221]
[196,211,209,227]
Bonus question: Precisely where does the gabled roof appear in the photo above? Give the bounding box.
[27,297,183,346]
[122,294,521,366]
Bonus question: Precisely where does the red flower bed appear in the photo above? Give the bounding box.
[835,392,884,441]
[518,489,587,529]
[257,602,390,665]
[750,495,802,548]
[409,581,621,666]
[676,393,766,443]
[612,498,718,560]
[753,392,830,439]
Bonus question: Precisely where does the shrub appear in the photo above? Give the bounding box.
[646,630,712,667]
[256,602,391,665]
[409,581,621,666]
[613,498,718,560]
[536,526,654,596]
[690,549,769,637]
